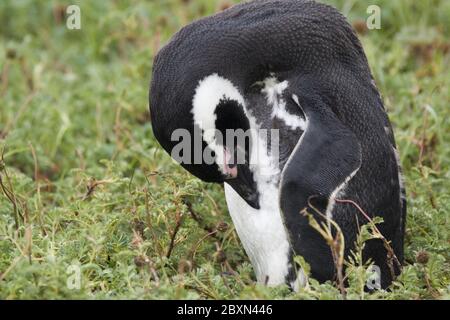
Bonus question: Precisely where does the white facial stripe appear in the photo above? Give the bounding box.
[192,73,246,136]
[192,73,246,173]
[262,77,306,131]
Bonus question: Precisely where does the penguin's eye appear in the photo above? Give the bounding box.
[214,99,252,166]
[214,99,250,133]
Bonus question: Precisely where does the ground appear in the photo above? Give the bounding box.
[0,0,449,299]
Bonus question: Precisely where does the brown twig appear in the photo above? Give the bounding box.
[183,200,236,275]
[422,267,440,298]
[335,198,402,279]
[0,150,23,228]
[184,200,224,242]
[302,197,347,299]
[82,179,112,200]
[28,143,48,236]
[184,284,216,299]
[166,211,184,259]
[189,230,218,263]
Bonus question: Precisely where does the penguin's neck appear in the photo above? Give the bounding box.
[224,137,304,289]
[224,179,293,286]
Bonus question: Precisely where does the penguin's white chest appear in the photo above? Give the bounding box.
[224,182,292,286]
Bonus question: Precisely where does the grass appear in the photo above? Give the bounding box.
[0,0,449,299]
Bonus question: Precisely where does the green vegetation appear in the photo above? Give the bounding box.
[0,0,448,299]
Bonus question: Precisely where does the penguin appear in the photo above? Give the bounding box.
[149,0,406,290]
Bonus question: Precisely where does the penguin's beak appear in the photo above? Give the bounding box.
[221,145,260,209]
[225,164,260,209]
[235,164,260,209]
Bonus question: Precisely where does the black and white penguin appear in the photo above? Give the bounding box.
[150,0,406,290]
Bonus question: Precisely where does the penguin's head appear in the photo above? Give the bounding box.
[151,57,261,208]
[190,73,260,208]
[149,1,279,206]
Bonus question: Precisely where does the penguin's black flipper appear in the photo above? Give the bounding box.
[279,92,362,282]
